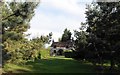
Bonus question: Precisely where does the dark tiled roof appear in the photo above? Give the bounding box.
[51,41,73,47]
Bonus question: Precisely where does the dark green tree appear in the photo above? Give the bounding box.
[61,28,72,42]
[74,23,88,51]
[31,32,52,49]
[85,2,120,69]
[73,22,90,60]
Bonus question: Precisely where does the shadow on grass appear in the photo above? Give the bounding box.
[25,58,95,73]
[3,57,120,75]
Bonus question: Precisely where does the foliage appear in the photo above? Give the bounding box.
[85,2,120,69]
[3,34,52,65]
[1,2,53,66]
[40,48,50,59]
[61,28,72,42]
[63,49,72,52]
[73,2,120,71]
[74,30,87,51]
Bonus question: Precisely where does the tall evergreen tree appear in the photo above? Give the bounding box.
[85,2,120,69]
[61,28,72,42]
[74,23,88,51]
[2,2,39,66]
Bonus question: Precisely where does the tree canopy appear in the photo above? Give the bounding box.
[61,28,72,42]
[1,2,52,66]
[74,2,120,70]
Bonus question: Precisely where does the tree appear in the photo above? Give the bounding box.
[2,2,39,40]
[31,32,52,49]
[74,22,88,51]
[73,22,90,61]
[2,2,39,66]
[74,2,120,71]
[61,28,72,42]
[85,2,120,69]
[0,2,3,66]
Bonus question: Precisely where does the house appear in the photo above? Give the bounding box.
[50,41,74,56]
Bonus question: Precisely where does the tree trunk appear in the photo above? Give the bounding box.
[110,59,115,70]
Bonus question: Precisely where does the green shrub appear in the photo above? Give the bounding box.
[64,50,72,52]
[40,48,50,59]
[64,52,75,58]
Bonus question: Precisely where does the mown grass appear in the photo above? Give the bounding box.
[26,56,95,73]
[3,63,32,73]
[3,49,120,75]
[3,56,96,73]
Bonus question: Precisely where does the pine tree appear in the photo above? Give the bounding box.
[85,2,120,69]
[61,28,72,42]
[2,2,39,66]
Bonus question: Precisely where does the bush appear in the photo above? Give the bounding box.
[40,49,50,59]
[65,50,89,61]
[64,52,81,59]
[64,52,74,58]
[64,50,72,52]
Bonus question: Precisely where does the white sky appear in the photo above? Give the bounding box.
[26,0,93,41]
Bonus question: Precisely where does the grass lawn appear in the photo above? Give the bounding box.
[3,56,96,73]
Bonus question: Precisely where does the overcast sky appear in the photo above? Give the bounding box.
[26,0,93,41]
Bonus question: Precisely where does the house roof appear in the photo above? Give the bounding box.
[51,41,73,47]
